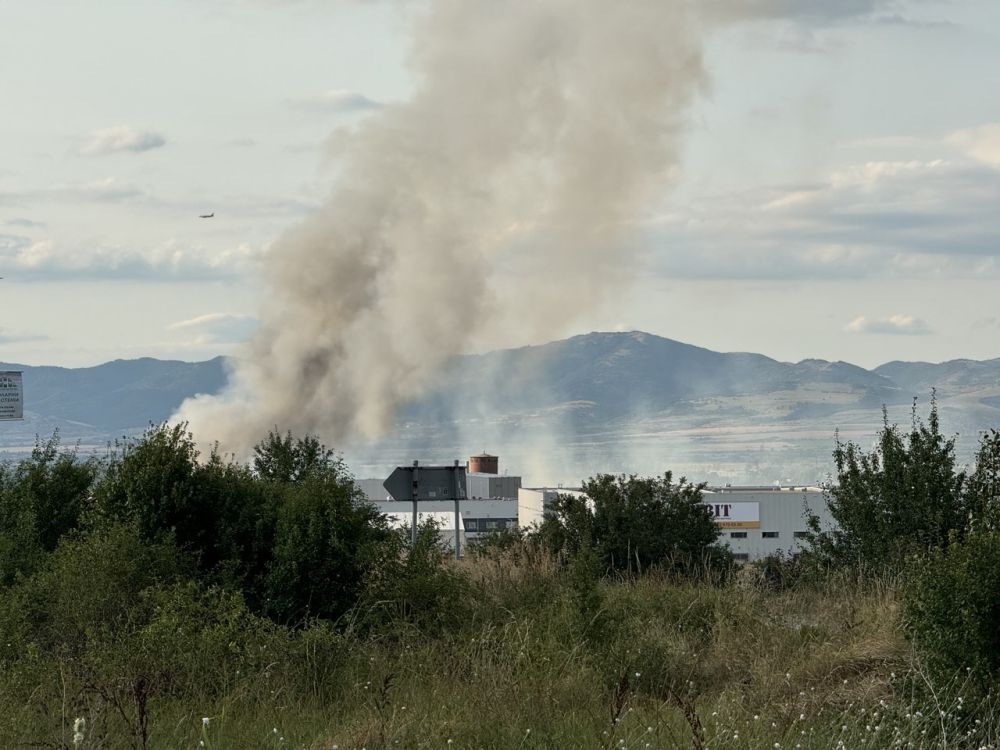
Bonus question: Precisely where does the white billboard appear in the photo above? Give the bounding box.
[703,500,759,529]
[0,371,22,421]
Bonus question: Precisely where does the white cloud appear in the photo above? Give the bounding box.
[80,125,166,155]
[0,238,263,282]
[0,329,48,344]
[947,123,1000,167]
[846,314,932,335]
[168,313,258,344]
[52,177,145,202]
[646,156,1000,281]
[288,88,382,114]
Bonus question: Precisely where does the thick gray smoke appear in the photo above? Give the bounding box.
[173,0,813,455]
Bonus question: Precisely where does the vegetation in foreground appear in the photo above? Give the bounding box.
[0,400,998,749]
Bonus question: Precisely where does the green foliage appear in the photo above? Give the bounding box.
[91,424,276,596]
[967,428,1000,531]
[0,523,336,749]
[0,432,98,585]
[263,473,392,623]
[808,399,968,568]
[361,520,473,635]
[537,472,727,576]
[903,529,1000,693]
[253,429,339,482]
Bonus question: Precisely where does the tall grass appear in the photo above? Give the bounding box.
[2,546,996,749]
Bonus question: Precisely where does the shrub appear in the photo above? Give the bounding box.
[903,529,1000,693]
[360,520,473,636]
[809,399,968,568]
[536,472,728,577]
[0,432,98,585]
[263,473,393,623]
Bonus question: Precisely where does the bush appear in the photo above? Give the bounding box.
[903,530,1000,693]
[263,473,393,624]
[536,472,728,577]
[0,432,98,585]
[808,399,967,568]
[0,522,317,749]
[360,520,474,636]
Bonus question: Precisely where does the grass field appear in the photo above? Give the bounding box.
[3,543,994,750]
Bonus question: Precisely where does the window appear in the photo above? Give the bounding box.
[733,553,749,562]
[793,531,809,539]
[463,519,479,532]
[762,531,779,539]
[730,532,748,539]
[485,520,501,531]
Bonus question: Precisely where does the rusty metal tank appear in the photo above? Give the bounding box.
[468,453,499,474]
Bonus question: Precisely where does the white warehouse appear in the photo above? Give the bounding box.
[518,484,835,562]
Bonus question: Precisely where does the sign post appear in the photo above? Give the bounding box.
[0,371,23,421]
[383,461,468,558]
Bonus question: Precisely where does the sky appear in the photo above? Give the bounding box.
[2,0,1000,369]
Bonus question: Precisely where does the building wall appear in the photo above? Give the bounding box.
[520,485,834,562]
[518,487,585,530]
[375,497,519,548]
[704,487,833,561]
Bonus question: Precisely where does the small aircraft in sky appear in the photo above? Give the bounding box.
[199,213,214,219]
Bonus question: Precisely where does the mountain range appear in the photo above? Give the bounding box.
[3,331,999,483]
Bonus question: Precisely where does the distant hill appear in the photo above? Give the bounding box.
[407,331,903,423]
[2,332,998,482]
[0,357,228,437]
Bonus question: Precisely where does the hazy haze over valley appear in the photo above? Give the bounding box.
[4,331,997,485]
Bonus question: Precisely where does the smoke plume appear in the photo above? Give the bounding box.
[174,0,770,455]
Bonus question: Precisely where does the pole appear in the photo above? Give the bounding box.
[453,459,462,560]
[411,460,419,547]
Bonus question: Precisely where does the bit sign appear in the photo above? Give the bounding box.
[703,501,759,529]
[0,371,22,420]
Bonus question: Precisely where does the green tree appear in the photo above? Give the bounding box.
[0,432,98,585]
[808,399,967,568]
[966,428,1000,531]
[537,472,724,576]
[263,471,393,623]
[253,430,340,482]
[90,424,274,598]
[903,529,1000,694]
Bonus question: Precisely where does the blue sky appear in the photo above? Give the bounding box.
[2,0,1000,368]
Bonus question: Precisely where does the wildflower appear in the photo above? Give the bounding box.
[73,717,86,748]
[635,672,641,678]
[203,717,211,727]
[754,715,760,721]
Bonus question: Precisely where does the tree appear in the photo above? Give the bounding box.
[537,472,725,576]
[0,432,98,585]
[808,398,967,567]
[90,424,274,597]
[253,430,340,482]
[903,529,1000,694]
[263,471,393,623]
[966,428,1000,531]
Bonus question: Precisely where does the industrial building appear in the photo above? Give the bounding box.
[700,485,833,561]
[358,453,521,548]
[361,453,834,561]
[518,484,834,562]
